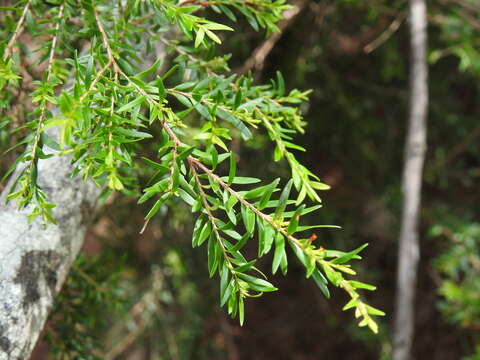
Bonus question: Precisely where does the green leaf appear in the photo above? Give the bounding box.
[203,22,234,31]
[276,71,285,96]
[138,190,157,204]
[238,296,245,326]
[232,259,256,273]
[365,304,385,316]
[258,178,280,210]
[272,232,286,275]
[157,77,165,101]
[216,108,252,140]
[205,29,221,44]
[192,215,206,247]
[117,95,146,113]
[178,188,195,206]
[218,4,236,21]
[343,298,357,311]
[274,179,293,221]
[195,28,205,48]
[40,133,61,150]
[142,157,169,172]
[312,269,330,298]
[368,319,379,334]
[350,280,376,291]
[310,181,331,190]
[208,233,220,277]
[287,204,305,235]
[134,58,162,79]
[198,220,212,247]
[331,243,368,264]
[221,279,234,307]
[220,263,230,305]
[244,178,279,200]
[241,205,255,235]
[228,152,236,185]
[295,224,341,232]
[162,64,179,80]
[234,89,242,109]
[322,263,343,286]
[220,176,260,184]
[258,220,275,257]
[236,273,277,292]
[115,127,152,139]
[289,241,308,267]
[145,193,169,220]
[177,146,195,161]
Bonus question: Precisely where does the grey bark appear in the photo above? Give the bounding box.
[392,0,428,359]
[0,151,100,360]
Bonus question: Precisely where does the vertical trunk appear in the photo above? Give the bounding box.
[393,0,428,359]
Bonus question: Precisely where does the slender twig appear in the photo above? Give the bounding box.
[78,60,113,103]
[159,38,215,75]
[71,264,109,292]
[428,127,480,176]
[236,0,309,76]
[106,70,118,174]
[104,271,163,360]
[28,4,65,183]
[191,159,304,248]
[46,5,65,79]
[190,162,235,270]
[93,5,120,75]
[363,13,405,53]
[3,0,32,61]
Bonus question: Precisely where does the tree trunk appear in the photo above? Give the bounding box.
[392,0,428,359]
[0,151,99,360]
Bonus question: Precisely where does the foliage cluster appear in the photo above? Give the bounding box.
[0,0,383,334]
[430,219,480,329]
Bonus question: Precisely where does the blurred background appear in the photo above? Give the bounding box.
[2,0,480,359]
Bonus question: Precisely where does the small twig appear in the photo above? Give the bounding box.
[104,270,163,359]
[428,127,480,176]
[105,326,145,359]
[189,161,236,271]
[93,4,121,75]
[71,264,109,292]
[191,159,303,248]
[46,4,65,80]
[79,60,113,103]
[159,38,215,75]
[28,3,65,184]
[236,0,309,76]
[3,0,32,61]
[364,13,405,54]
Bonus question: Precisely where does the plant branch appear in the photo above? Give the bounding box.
[363,13,405,54]
[3,0,32,61]
[93,4,121,75]
[190,162,238,277]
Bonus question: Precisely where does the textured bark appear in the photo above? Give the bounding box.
[393,0,428,359]
[0,152,100,360]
